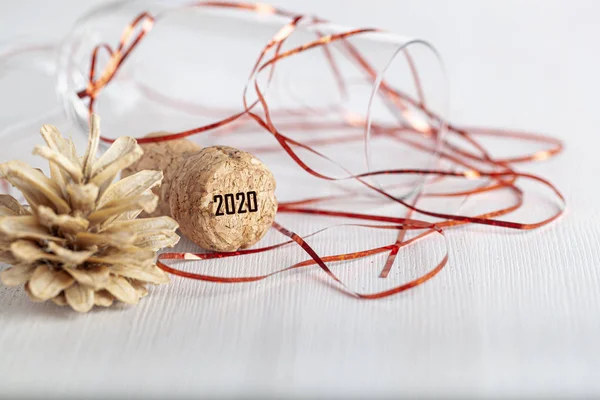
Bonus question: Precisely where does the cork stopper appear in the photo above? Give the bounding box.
[169,146,277,252]
[121,133,201,217]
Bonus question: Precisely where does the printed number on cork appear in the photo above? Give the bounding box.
[213,191,258,216]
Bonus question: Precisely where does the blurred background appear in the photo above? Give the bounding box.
[2,0,596,131]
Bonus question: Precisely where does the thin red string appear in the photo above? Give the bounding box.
[74,1,565,298]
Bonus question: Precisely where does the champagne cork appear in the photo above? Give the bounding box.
[121,133,201,217]
[170,146,277,252]
[125,139,277,252]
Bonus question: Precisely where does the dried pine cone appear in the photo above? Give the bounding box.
[0,115,179,312]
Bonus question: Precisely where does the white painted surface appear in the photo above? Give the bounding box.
[0,1,599,398]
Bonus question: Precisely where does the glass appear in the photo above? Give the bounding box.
[56,0,448,201]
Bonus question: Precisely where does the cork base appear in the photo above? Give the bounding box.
[121,133,201,217]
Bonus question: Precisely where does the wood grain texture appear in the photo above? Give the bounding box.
[1,0,599,398]
[1,214,599,398]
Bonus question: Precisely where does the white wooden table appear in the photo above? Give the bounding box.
[1,1,599,398]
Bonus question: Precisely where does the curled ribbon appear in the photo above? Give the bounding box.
[73,1,564,298]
